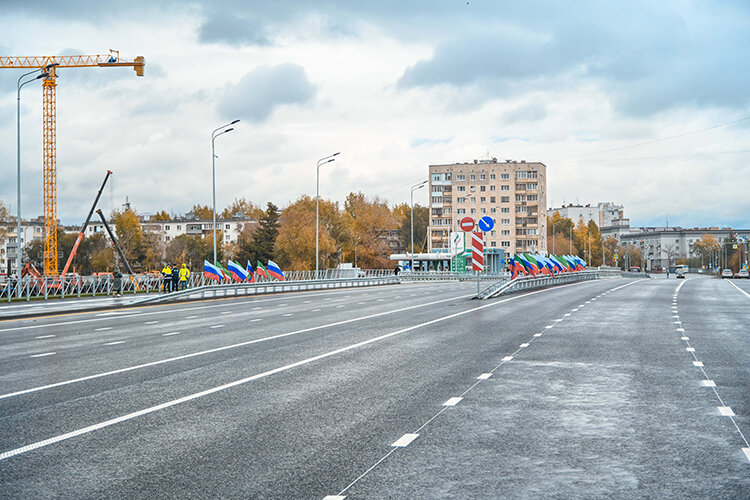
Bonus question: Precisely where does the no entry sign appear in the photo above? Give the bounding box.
[460,217,475,232]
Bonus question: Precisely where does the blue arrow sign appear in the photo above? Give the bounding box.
[477,216,495,232]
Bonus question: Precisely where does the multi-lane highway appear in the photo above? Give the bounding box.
[0,276,748,498]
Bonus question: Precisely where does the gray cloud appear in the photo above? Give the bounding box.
[217,64,316,122]
[198,12,271,46]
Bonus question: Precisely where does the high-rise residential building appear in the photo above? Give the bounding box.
[547,202,628,229]
[428,158,547,254]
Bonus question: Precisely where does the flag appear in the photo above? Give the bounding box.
[256,260,268,279]
[267,260,285,281]
[548,255,565,273]
[509,257,520,280]
[215,261,232,281]
[203,260,223,281]
[516,253,539,277]
[227,260,248,282]
[525,253,550,275]
[246,260,255,283]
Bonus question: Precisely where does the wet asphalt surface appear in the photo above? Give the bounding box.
[0,276,748,499]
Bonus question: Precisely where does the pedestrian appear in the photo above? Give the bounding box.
[171,264,180,291]
[161,263,172,292]
[394,264,400,276]
[179,263,190,290]
[112,267,123,296]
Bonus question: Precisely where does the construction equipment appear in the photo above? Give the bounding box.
[0,51,145,275]
[59,170,113,276]
[95,209,133,275]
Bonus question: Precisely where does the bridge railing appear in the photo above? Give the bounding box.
[399,271,510,282]
[477,268,625,300]
[136,276,400,304]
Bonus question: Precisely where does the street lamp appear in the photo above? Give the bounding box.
[410,180,427,271]
[16,63,56,296]
[211,119,239,266]
[315,152,339,279]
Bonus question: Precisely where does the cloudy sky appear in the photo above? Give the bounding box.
[1,1,749,228]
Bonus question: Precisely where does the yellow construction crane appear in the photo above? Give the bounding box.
[0,50,144,275]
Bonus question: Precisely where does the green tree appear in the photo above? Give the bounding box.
[237,202,280,265]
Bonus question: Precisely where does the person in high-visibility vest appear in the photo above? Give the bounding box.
[161,264,172,292]
[178,263,190,290]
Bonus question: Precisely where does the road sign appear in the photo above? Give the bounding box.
[460,217,475,232]
[471,232,484,271]
[477,216,494,232]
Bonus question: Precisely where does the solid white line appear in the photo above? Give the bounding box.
[162,332,180,337]
[0,286,579,459]
[718,406,735,416]
[30,352,56,358]
[391,433,419,447]
[95,327,112,331]
[104,341,125,346]
[0,293,475,401]
[35,335,56,339]
[477,373,492,380]
[726,280,750,300]
[442,397,463,407]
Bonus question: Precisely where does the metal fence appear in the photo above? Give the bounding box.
[477,268,625,300]
[399,271,510,282]
[137,276,400,304]
[0,268,397,302]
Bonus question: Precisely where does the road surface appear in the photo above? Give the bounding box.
[0,276,748,498]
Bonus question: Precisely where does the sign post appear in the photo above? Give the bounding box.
[472,231,484,294]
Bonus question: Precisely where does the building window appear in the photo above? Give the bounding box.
[470,197,476,202]
[481,208,486,214]
[456,186,466,192]
[225,224,230,230]
[502,230,510,236]
[501,185,509,191]
[501,241,510,247]
[165,236,170,241]
[457,208,466,214]
[490,185,496,191]
[501,196,510,203]
[165,225,170,230]
[501,219,510,225]
[527,183,538,190]
[490,174,496,180]
[490,197,496,203]
[470,208,476,214]
[456,174,465,181]
[480,197,486,202]
[457,197,466,203]
[490,230,496,236]
[480,174,486,180]
[491,241,497,247]
[470,174,476,180]
[501,174,510,180]
[470,186,476,192]
[480,185,486,192]
[177,225,181,230]
[490,208,497,214]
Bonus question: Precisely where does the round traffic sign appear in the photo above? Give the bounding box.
[459,217,475,232]
[477,216,494,232]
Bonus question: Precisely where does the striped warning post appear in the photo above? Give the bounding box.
[471,231,484,271]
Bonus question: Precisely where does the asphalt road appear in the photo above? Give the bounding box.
[0,276,748,498]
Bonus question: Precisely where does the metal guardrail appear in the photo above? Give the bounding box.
[477,268,625,300]
[0,268,397,302]
[399,271,510,282]
[136,276,400,304]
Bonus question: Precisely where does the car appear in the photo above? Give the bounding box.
[676,268,687,279]
[628,267,641,272]
[734,269,749,279]
[722,268,733,278]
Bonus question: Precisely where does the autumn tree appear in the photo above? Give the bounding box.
[152,210,171,221]
[274,196,338,270]
[0,201,9,241]
[395,203,429,254]
[166,234,217,268]
[111,208,144,269]
[190,204,214,220]
[546,212,574,256]
[343,192,398,268]
[236,202,280,266]
[221,197,264,220]
[692,234,720,259]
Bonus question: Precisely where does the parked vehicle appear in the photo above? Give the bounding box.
[734,269,749,279]
[628,267,641,272]
[722,268,733,278]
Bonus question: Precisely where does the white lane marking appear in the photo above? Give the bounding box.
[718,406,736,416]
[726,280,750,299]
[0,293,475,401]
[209,325,224,329]
[477,373,492,380]
[302,301,311,304]
[144,320,160,324]
[545,325,553,329]
[162,332,180,337]
[251,307,262,311]
[30,352,56,358]
[742,448,750,463]
[336,305,344,308]
[686,347,695,352]
[0,286,589,459]
[250,319,262,322]
[186,315,198,319]
[282,313,293,317]
[311,309,321,312]
[673,321,681,325]
[572,308,579,312]
[693,361,704,367]
[35,335,56,339]
[677,328,685,332]
[502,355,513,361]
[554,318,563,322]
[392,434,419,447]
[564,313,571,317]
[533,333,542,337]
[443,397,463,407]
[701,380,716,387]
[323,496,346,500]
[221,311,232,315]
[681,336,689,341]
[279,303,287,307]
[95,327,112,331]
[104,341,125,346]
[519,343,529,348]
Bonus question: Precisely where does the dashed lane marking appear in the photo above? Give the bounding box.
[442,397,463,407]
[502,355,513,361]
[186,316,198,319]
[95,327,111,331]
[30,352,56,358]
[681,336,689,341]
[693,361,704,367]
[701,380,716,387]
[162,332,180,337]
[392,434,419,447]
[519,343,529,348]
[250,319,262,322]
[282,314,293,317]
[145,320,160,324]
[209,325,224,329]
[312,309,321,312]
[35,335,55,339]
[686,347,695,352]
[718,407,736,416]
[104,341,125,346]
[742,448,750,463]
[477,373,492,380]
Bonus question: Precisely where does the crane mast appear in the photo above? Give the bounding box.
[0,51,145,275]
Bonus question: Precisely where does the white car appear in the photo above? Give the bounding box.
[722,269,733,278]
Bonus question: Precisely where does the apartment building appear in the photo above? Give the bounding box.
[548,202,629,229]
[428,158,547,254]
[0,220,45,275]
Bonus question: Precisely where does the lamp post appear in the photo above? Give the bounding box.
[211,119,239,266]
[410,180,427,272]
[354,236,360,270]
[315,152,339,279]
[16,64,56,296]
